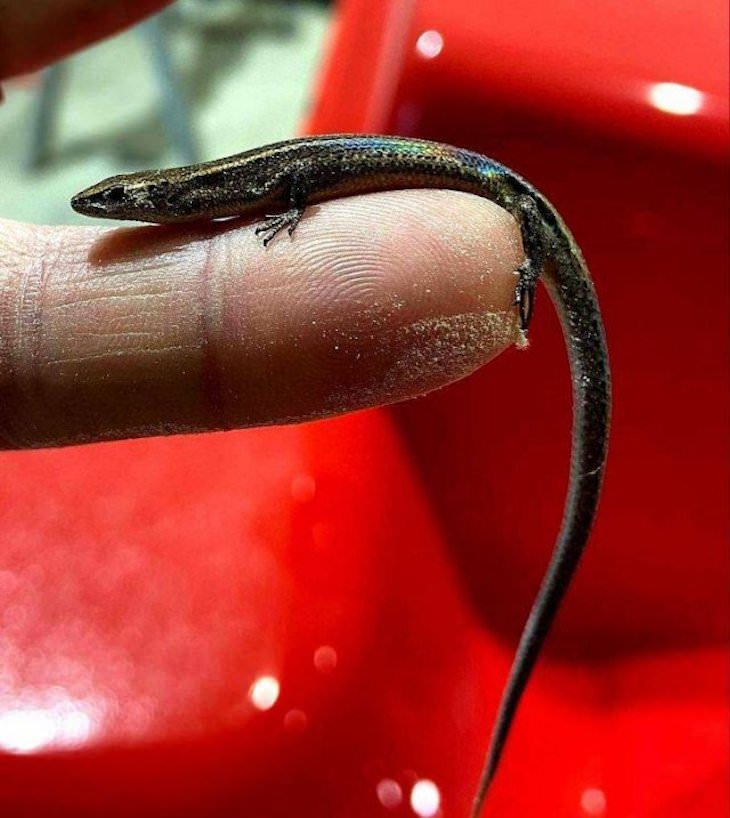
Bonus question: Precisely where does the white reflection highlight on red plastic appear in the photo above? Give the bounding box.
[0,700,93,753]
[581,787,607,815]
[376,778,403,809]
[648,82,704,115]
[416,30,444,60]
[249,675,280,710]
[410,779,441,816]
[313,645,338,672]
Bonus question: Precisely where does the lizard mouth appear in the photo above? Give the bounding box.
[71,179,130,218]
[70,192,105,216]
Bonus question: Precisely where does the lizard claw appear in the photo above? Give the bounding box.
[514,259,538,332]
[254,207,305,246]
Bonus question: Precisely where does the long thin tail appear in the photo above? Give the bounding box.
[471,244,611,817]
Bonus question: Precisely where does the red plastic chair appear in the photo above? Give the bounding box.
[1,1,727,815]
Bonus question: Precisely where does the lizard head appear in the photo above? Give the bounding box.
[71,171,188,223]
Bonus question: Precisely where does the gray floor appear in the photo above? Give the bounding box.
[0,0,330,226]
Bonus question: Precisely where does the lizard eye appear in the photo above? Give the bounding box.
[106,186,125,202]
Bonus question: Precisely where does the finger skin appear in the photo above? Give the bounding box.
[0,190,522,449]
[0,0,172,79]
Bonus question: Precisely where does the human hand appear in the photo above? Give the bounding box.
[0,0,523,450]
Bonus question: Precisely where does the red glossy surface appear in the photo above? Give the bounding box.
[1,417,513,816]
[2,0,729,816]
[311,0,729,158]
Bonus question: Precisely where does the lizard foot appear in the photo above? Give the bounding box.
[255,206,305,247]
[514,257,539,333]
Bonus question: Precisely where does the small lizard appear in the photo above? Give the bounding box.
[72,134,611,816]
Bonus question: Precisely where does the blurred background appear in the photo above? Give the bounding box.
[0,0,331,225]
[1,1,728,817]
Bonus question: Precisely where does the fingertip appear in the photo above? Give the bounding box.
[228,189,522,418]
